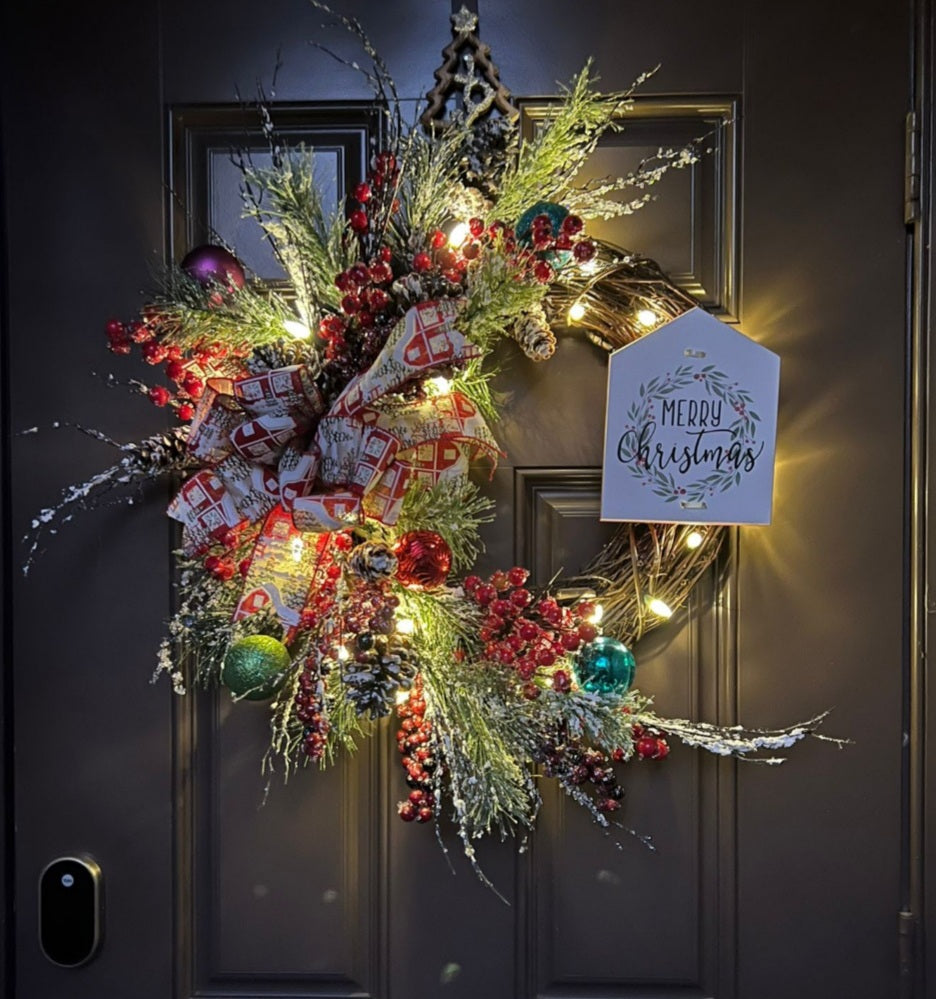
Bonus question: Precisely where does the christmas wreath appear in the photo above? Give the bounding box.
[25,5,836,887]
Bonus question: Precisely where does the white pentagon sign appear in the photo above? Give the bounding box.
[601,308,780,525]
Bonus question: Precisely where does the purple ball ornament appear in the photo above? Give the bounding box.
[180,244,246,291]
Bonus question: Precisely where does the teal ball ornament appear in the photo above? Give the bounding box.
[515,200,570,248]
[573,636,636,695]
[222,635,290,700]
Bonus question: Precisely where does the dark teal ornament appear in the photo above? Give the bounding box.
[222,635,290,701]
[515,200,570,248]
[573,636,636,695]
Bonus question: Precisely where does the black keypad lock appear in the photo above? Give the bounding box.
[39,857,102,967]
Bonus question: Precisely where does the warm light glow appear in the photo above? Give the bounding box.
[568,301,587,322]
[396,617,416,635]
[290,536,305,562]
[579,258,599,275]
[646,596,673,619]
[283,319,312,339]
[395,689,411,705]
[686,530,704,550]
[589,603,604,624]
[637,309,658,328]
[337,644,350,661]
[430,375,452,394]
[448,221,470,246]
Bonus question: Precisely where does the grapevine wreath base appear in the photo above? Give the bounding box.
[24,4,838,887]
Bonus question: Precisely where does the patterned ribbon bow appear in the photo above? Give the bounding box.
[168,299,499,556]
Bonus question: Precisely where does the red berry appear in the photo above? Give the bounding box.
[476,584,497,606]
[379,245,393,262]
[341,294,362,315]
[109,339,132,355]
[536,598,559,619]
[332,532,353,552]
[430,230,447,249]
[105,318,125,339]
[516,660,536,681]
[128,320,153,344]
[507,566,529,587]
[461,241,481,260]
[177,403,195,421]
[577,600,595,619]
[561,632,581,652]
[533,260,554,283]
[555,234,573,251]
[335,271,354,292]
[213,560,236,581]
[491,570,509,591]
[518,620,539,642]
[349,209,368,233]
[578,622,598,643]
[636,735,658,759]
[366,287,390,311]
[468,217,485,237]
[142,341,168,364]
[532,213,553,234]
[417,806,434,823]
[573,239,596,262]
[181,374,204,399]
[598,798,621,813]
[148,385,171,407]
[552,669,571,693]
[522,682,541,701]
[398,802,417,822]
[350,262,370,286]
[491,598,512,618]
[655,739,670,759]
[413,252,432,272]
[356,309,376,329]
[203,555,221,572]
[510,588,532,608]
[353,181,372,203]
[238,558,252,577]
[561,214,584,235]
[464,575,482,593]
[369,261,393,284]
[165,360,186,382]
[612,747,625,762]
[535,647,556,668]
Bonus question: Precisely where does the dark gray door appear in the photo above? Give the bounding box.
[1,1,918,997]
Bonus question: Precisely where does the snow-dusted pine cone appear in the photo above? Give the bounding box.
[246,338,323,374]
[511,304,556,361]
[349,542,399,583]
[124,427,195,475]
[342,634,418,719]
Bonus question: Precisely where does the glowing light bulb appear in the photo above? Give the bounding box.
[589,603,604,624]
[646,596,673,619]
[430,375,452,394]
[568,301,587,322]
[395,689,411,705]
[337,644,350,661]
[686,530,704,550]
[290,536,305,562]
[283,319,311,339]
[448,221,470,246]
[637,309,658,329]
[396,617,415,635]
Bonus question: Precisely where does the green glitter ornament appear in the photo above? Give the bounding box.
[515,200,570,247]
[222,635,290,700]
[573,636,636,695]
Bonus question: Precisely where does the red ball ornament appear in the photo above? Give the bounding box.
[349,209,369,233]
[393,531,452,589]
[180,244,246,290]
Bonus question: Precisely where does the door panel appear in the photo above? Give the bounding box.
[2,1,913,997]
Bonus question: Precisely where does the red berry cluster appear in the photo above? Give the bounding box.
[296,661,330,762]
[632,723,670,760]
[536,738,626,813]
[395,675,436,823]
[197,521,257,578]
[527,211,595,273]
[348,150,400,237]
[463,567,597,696]
[104,316,235,421]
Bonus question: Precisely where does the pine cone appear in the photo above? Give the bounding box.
[342,635,419,719]
[511,304,556,361]
[246,338,323,374]
[349,542,399,583]
[123,427,195,475]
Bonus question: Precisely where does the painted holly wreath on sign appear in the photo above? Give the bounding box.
[24,5,836,888]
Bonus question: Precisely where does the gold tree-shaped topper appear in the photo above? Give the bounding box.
[420,5,517,130]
